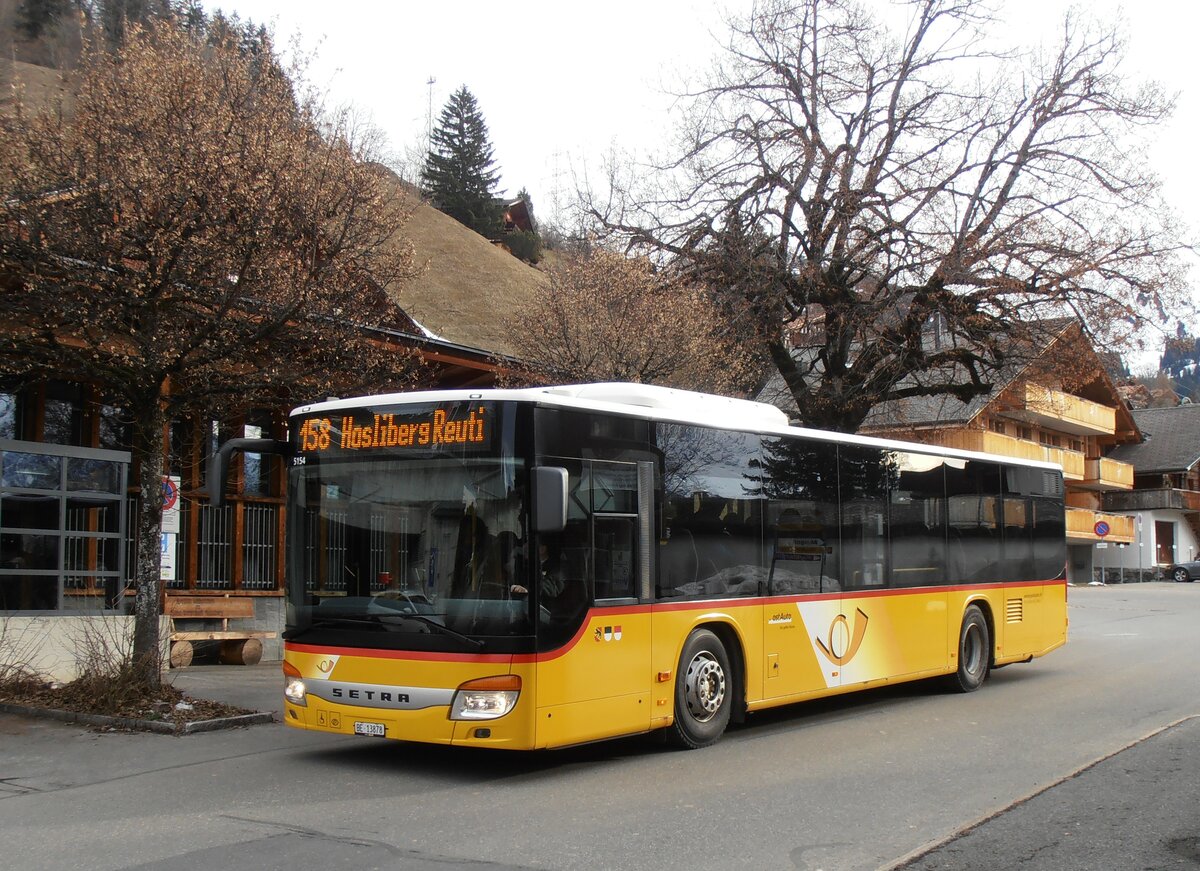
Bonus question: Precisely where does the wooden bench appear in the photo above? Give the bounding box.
[165,595,276,668]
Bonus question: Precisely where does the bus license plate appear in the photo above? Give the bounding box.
[353,721,386,737]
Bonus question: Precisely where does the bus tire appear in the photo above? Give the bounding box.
[668,629,732,749]
[947,605,990,693]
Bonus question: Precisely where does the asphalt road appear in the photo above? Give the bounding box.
[1,583,1197,871]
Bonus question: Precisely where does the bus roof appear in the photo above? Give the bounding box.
[291,383,1063,473]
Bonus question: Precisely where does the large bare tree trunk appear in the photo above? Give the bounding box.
[130,392,166,690]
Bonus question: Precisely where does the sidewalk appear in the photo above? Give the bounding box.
[169,661,283,716]
[892,715,1200,870]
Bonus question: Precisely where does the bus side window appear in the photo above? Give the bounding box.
[945,460,1003,583]
[759,437,840,595]
[657,424,765,600]
[839,446,888,589]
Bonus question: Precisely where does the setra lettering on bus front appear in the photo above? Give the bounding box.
[332,688,411,703]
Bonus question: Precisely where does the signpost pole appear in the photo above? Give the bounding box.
[1093,520,1110,585]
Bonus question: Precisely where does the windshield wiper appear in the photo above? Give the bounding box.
[400,614,485,650]
[289,613,484,650]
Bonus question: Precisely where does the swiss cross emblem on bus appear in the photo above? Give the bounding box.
[595,625,623,642]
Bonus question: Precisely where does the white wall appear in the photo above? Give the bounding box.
[0,616,170,683]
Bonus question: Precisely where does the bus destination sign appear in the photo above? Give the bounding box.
[296,405,489,455]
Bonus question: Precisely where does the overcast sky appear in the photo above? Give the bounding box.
[204,0,1198,367]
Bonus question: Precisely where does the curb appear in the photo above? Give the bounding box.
[0,702,275,734]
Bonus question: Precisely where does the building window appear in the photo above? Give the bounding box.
[242,411,278,497]
[1017,425,1032,441]
[0,390,24,441]
[991,420,1006,435]
[0,443,129,612]
[97,403,131,452]
[43,382,86,447]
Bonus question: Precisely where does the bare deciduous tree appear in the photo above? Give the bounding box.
[0,22,420,686]
[585,0,1193,431]
[507,248,754,395]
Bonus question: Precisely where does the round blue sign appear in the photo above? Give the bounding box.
[1094,521,1110,537]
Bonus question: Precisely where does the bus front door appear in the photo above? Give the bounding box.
[534,459,653,748]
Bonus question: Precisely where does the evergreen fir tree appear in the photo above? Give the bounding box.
[421,85,503,238]
[16,0,72,40]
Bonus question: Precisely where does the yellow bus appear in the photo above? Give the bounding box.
[215,383,1067,750]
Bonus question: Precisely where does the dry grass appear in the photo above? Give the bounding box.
[381,175,547,359]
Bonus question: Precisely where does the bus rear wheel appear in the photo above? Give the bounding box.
[668,629,732,749]
[947,606,990,693]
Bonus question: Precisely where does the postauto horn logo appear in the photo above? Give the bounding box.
[815,608,869,666]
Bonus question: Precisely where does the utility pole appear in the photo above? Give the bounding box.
[425,76,436,155]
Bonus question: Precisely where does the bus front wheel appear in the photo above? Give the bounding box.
[947,606,990,693]
[668,629,732,749]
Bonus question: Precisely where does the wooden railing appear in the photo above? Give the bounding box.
[937,430,1085,480]
[1023,384,1116,435]
[1066,508,1134,542]
[1082,457,1134,490]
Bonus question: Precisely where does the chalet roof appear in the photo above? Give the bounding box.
[382,175,545,359]
[860,388,996,430]
[1107,405,1200,473]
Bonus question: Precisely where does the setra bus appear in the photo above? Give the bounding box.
[213,383,1067,750]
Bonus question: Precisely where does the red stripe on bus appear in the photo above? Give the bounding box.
[285,642,514,664]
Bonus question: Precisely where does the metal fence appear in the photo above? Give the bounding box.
[113,496,281,592]
[242,503,278,590]
[195,501,233,589]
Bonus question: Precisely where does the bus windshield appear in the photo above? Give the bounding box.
[285,404,533,651]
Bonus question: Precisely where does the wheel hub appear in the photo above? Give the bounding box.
[684,652,726,722]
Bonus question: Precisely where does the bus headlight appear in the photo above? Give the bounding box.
[283,661,307,706]
[449,675,521,720]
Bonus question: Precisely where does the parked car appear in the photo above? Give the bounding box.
[1168,561,1200,582]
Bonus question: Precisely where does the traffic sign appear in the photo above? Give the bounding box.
[162,475,181,535]
[1094,520,1110,537]
[161,477,179,511]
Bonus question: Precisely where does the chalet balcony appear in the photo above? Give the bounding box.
[1104,487,1200,514]
[1066,508,1134,543]
[1075,457,1134,492]
[937,430,1085,481]
[1000,383,1117,436]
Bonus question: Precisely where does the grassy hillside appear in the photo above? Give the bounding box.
[1,61,73,116]
[383,174,546,360]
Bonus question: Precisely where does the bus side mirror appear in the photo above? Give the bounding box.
[533,466,569,533]
[207,438,290,507]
